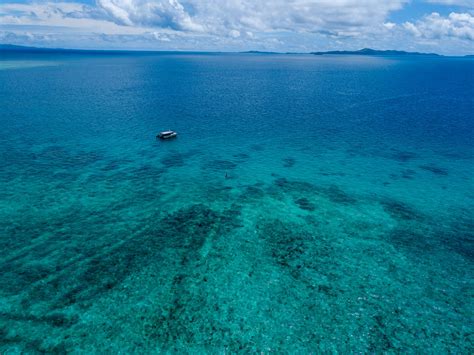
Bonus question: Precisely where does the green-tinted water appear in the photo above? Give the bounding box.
[0,53,473,352]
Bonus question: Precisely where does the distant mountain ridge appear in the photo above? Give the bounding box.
[311,48,441,56]
[0,44,153,54]
[1,44,473,57]
[0,44,210,55]
[0,44,107,53]
[0,44,70,52]
[241,50,280,54]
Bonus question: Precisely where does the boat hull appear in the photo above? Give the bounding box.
[157,132,177,139]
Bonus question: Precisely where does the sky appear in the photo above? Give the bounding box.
[0,0,473,54]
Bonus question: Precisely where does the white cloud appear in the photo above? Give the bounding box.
[94,0,408,37]
[97,0,204,31]
[0,3,120,33]
[0,0,410,49]
[404,12,474,41]
[0,0,473,54]
[0,0,400,38]
[229,30,240,38]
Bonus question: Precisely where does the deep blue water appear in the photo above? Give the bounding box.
[0,52,473,352]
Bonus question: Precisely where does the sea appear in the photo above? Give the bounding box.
[0,51,473,352]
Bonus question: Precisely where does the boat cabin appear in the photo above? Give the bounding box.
[157,130,177,139]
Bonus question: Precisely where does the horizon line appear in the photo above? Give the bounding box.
[1,43,474,58]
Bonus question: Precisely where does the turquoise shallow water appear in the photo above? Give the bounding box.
[0,52,473,352]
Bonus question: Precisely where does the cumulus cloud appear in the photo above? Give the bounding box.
[0,2,103,23]
[97,0,204,31]
[0,31,51,44]
[0,0,473,53]
[94,0,408,37]
[0,0,410,48]
[0,2,160,35]
[384,22,397,29]
[404,12,474,41]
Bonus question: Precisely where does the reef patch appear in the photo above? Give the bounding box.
[294,197,316,211]
[419,164,448,176]
[203,160,238,171]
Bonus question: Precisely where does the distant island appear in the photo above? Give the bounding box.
[240,50,280,55]
[311,48,441,56]
[0,44,112,54]
[1,44,473,57]
[0,44,165,55]
[0,44,204,55]
[0,44,73,52]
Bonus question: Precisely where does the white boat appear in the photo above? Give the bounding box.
[157,130,177,139]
